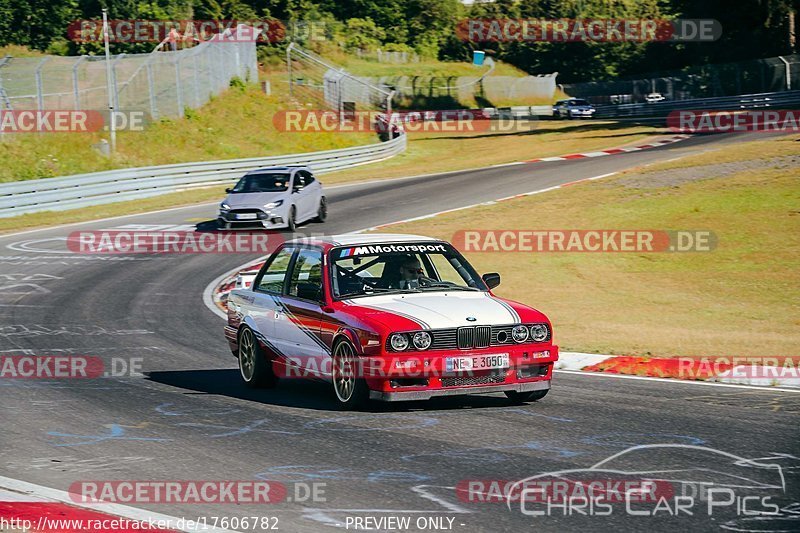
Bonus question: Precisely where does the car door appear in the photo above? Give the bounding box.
[303,171,323,218]
[275,247,329,379]
[250,246,295,363]
[293,170,317,222]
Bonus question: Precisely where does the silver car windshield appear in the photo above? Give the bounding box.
[232,173,290,193]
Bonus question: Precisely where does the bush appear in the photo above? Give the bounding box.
[229,76,247,91]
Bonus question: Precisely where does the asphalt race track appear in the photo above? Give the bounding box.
[1,132,798,532]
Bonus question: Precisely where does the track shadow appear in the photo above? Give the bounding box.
[145,368,524,413]
[193,219,321,233]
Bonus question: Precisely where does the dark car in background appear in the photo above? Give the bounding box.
[553,99,596,119]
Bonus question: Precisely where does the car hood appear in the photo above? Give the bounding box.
[224,192,285,208]
[346,291,532,329]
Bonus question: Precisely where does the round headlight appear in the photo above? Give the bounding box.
[530,324,549,342]
[390,333,409,351]
[512,325,529,343]
[412,331,432,350]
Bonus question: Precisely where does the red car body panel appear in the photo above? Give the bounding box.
[224,235,558,401]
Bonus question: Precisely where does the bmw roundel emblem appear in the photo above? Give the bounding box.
[466,316,477,322]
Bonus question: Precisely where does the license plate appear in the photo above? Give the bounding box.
[235,213,257,220]
[446,353,509,372]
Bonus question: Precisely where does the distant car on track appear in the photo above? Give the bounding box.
[217,166,326,231]
[553,98,596,119]
[645,92,666,103]
[224,234,558,409]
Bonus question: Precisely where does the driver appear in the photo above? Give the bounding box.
[398,255,424,289]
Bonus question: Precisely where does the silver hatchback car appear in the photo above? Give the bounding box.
[217,166,327,231]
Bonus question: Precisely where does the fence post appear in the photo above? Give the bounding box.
[0,56,12,110]
[287,42,295,97]
[111,53,126,114]
[35,57,50,111]
[71,56,87,109]
[145,61,158,119]
[778,56,792,90]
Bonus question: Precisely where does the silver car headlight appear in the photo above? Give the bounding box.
[530,324,549,342]
[220,202,230,210]
[264,200,284,209]
[512,325,529,343]
[412,331,432,350]
[390,333,409,351]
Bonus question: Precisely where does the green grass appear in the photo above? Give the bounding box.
[319,48,528,78]
[0,45,45,57]
[1,121,666,233]
[0,79,375,182]
[373,136,800,358]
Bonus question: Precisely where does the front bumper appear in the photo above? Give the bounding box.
[218,209,285,229]
[361,345,558,402]
[370,379,550,401]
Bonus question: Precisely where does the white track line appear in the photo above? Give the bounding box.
[555,370,800,393]
[1,165,527,240]
[0,475,234,532]
[198,172,602,320]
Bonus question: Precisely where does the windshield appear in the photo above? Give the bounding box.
[570,99,591,106]
[232,173,290,193]
[331,242,485,298]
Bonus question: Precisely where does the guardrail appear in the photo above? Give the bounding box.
[594,90,800,118]
[0,133,407,217]
[485,105,552,118]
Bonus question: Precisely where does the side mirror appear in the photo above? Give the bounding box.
[296,282,322,301]
[482,272,501,289]
[225,188,232,193]
[292,187,302,194]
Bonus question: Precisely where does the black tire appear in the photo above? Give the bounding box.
[286,205,297,232]
[238,327,277,389]
[505,388,548,404]
[314,197,327,223]
[331,339,369,410]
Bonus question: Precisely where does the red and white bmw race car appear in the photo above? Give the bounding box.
[224,234,558,409]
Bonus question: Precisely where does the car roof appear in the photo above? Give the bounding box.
[287,233,442,248]
[245,166,309,175]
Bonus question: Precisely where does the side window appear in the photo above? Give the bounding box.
[293,172,306,191]
[255,247,294,293]
[303,171,315,185]
[288,249,324,301]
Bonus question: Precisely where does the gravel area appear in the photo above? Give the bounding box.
[615,155,800,189]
